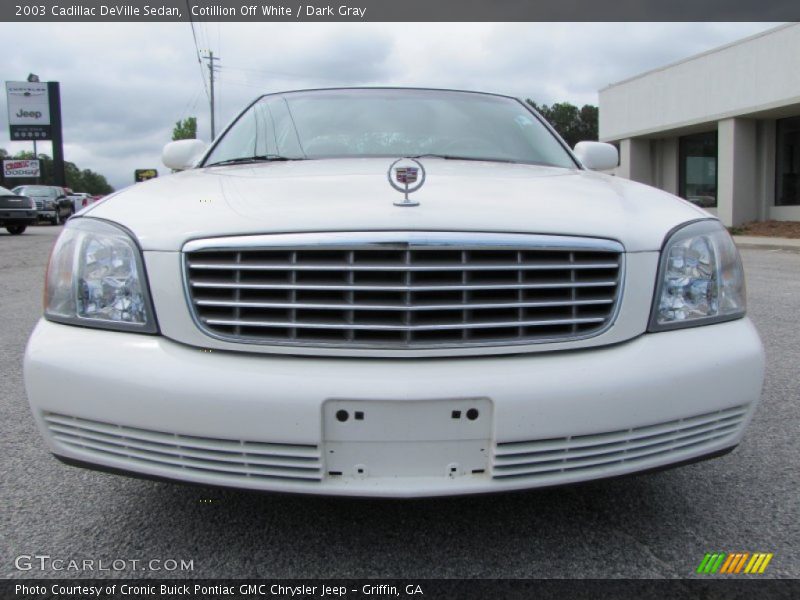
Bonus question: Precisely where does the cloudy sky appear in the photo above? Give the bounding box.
[0,22,779,190]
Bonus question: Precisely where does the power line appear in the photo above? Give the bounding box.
[202,52,221,139]
[216,23,222,119]
[214,77,267,90]
[186,0,200,56]
[186,0,210,103]
[178,87,202,122]
[190,88,201,113]
[222,64,345,83]
[199,22,210,59]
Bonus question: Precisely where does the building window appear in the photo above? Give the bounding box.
[776,116,800,206]
[679,131,717,208]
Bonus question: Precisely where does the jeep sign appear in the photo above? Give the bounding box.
[3,159,40,178]
[5,81,52,140]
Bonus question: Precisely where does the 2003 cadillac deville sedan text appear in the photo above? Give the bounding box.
[24,88,765,497]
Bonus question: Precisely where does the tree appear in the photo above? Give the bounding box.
[172,117,197,141]
[526,100,598,148]
[0,149,113,194]
[79,168,114,195]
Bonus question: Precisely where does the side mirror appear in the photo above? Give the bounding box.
[162,139,207,171]
[573,141,619,171]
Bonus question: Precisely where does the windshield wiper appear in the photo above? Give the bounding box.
[410,154,519,164]
[205,155,303,167]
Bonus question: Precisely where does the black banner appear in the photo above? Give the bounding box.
[2,0,800,22]
[3,579,800,600]
[8,125,52,141]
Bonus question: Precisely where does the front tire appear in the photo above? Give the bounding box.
[53,211,62,226]
[6,225,26,235]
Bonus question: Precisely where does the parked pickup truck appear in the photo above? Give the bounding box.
[12,185,73,225]
[68,192,95,213]
[0,186,37,234]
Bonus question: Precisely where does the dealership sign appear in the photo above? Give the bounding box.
[3,159,40,178]
[5,82,52,140]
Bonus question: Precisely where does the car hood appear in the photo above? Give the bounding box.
[87,158,710,252]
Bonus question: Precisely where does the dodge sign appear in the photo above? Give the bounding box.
[3,159,40,178]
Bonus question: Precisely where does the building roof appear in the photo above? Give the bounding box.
[601,23,796,92]
[598,22,800,141]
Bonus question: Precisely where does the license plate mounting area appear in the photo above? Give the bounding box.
[323,398,492,480]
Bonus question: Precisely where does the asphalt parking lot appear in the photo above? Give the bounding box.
[2,225,798,579]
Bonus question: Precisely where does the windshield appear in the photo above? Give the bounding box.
[204,89,577,168]
[13,186,52,197]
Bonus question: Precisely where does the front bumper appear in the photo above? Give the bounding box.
[24,318,765,497]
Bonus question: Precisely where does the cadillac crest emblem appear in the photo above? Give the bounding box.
[387,158,425,206]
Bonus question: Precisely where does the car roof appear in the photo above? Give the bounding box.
[16,185,59,192]
[254,86,521,102]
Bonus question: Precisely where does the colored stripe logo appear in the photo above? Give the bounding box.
[696,552,773,574]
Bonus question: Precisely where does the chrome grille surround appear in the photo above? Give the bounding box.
[183,232,624,350]
[44,412,322,482]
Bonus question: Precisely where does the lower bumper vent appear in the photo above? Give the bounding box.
[44,413,322,482]
[493,405,747,480]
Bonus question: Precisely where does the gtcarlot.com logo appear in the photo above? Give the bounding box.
[14,554,194,572]
[696,552,773,574]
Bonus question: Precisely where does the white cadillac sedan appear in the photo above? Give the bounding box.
[25,88,765,497]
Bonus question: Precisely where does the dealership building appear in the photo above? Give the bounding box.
[599,23,800,226]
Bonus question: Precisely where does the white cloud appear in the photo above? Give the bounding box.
[0,21,778,190]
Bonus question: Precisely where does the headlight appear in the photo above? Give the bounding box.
[45,200,55,209]
[649,219,745,331]
[44,218,157,333]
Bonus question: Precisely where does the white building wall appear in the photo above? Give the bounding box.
[617,139,652,184]
[599,24,800,141]
[652,138,678,195]
[717,119,758,226]
[600,23,800,225]
[757,120,776,222]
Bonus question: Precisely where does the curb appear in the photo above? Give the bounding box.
[733,236,800,252]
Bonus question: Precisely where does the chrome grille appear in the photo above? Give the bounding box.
[184,232,624,349]
[44,413,322,482]
[34,198,44,211]
[493,405,747,480]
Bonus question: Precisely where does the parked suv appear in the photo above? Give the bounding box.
[12,185,73,225]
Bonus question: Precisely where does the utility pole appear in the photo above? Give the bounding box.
[48,81,66,187]
[202,51,220,139]
[26,73,43,183]
[33,139,38,183]
[28,73,38,161]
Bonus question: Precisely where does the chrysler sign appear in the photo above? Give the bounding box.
[5,82,52,140]
[3,159,41,178]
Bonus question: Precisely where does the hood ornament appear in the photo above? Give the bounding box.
[388,158,425,207]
